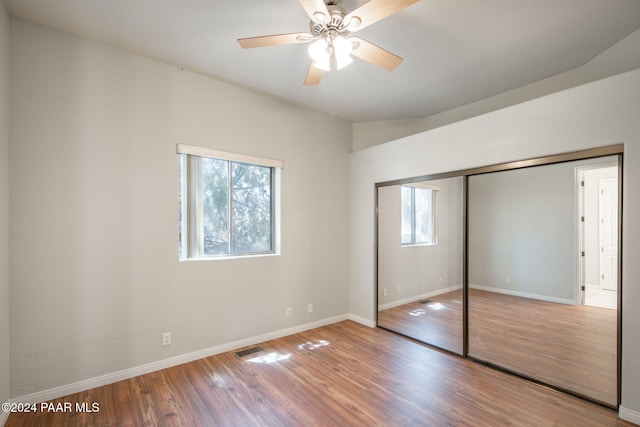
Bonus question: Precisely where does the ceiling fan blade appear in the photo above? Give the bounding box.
[304,62,324,85]
[345,0,420,31]
[299,0,330,23]
[238,33,313,49]
[351,37,403,71]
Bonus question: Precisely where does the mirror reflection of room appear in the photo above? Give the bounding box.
[377,177,464,354]
[467,156,619,407]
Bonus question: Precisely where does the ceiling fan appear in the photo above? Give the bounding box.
[238,0,420,85]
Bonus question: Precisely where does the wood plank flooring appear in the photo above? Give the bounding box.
[378,289,617,406]
[469,289,617,406]
[6,320,630,426]
[377,289,464,353]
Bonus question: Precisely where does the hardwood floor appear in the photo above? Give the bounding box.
[469,289,617,406]
[378,289,618,407]
[377,289,464,354]
[6,320,630,426]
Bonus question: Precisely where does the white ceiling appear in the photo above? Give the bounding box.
[5,0,640,122]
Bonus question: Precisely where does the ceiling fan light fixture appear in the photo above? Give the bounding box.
[333,36,352,55]
[309,39,331,71]
[335,53,353,70]
[313,56,331,71]
[333,36,353,69]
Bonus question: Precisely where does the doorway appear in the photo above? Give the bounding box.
[578,165,618,309]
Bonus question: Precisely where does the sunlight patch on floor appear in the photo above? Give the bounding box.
[247,352,291,364]
[298,340,330,350]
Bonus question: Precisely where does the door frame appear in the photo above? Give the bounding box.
[576,163,619,306]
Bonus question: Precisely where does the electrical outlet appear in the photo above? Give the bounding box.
[307,303,313,313]
[506,277,511,284]
[396,286,400,294]
[383,288,388,297]
[162,332,171,346]
[439,276,443,283]
[285,308,292,318]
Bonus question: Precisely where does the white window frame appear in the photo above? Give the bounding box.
[401,183,438,246]
[177,144,282,260]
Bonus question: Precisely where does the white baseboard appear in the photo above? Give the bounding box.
[0,410,9,426]
[9,314,349,406]
[378,285,462,311]
[620,406,640,425]
[348,313,376,328]
[470,284,577,305]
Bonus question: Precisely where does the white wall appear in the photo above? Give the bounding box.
[9,18,352,398]
[378,178,463,308]
[352,29,640,151]
[0,0,11,420]
[349,69,640,420]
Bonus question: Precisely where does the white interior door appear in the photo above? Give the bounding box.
[599,178,618,291]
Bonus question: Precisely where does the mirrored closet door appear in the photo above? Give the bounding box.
[375,146,622,408]
[467,156,620,407]
[377,176,464,354]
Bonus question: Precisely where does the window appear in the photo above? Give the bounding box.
[178,144,282,259]
[401,185,437,245]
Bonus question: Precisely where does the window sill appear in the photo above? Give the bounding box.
[179,252,280,262]
[401,243,437,248]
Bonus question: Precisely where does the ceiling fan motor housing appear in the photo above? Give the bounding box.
[309,3,351,38]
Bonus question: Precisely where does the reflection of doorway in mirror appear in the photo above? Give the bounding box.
[578,166,618,309]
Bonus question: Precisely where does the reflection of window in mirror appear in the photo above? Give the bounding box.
[401,184,438,246]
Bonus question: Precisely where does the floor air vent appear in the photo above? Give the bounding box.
[235,346,264,358]
[419,299,433,304]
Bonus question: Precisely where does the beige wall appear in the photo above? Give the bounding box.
[9,18,351,398]
[0,0,11,419]
[468,157,616,304]
[349,69,640,422]
[377,178,463,309]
